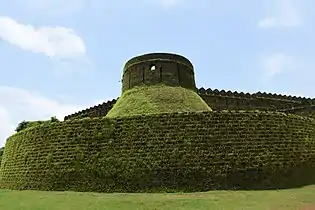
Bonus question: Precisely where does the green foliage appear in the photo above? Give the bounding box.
[1,111,315,193]
[15,116,60,132]
[50,116,59,122]
[14,121,29,132]
[106,84,211,118]
[0,147,4,165]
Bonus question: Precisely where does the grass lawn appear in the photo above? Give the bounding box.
[0,186,314,210]
[106,84,211,118]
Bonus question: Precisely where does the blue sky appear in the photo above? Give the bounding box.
[0,0,314,146]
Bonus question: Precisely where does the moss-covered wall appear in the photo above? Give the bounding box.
[122,53,196,93]
[64,88,315,120]
[198,90,303,111]
[282,105,315,119]
[106,85,211,118]
[1,111,315,192]
[197,88,315,105]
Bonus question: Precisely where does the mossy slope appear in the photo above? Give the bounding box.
[1,111,315,192]
[106,84,211,118]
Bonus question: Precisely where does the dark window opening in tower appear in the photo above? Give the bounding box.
[150,65,156,71]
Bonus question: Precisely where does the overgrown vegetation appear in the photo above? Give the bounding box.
[106,84,212,118]
[65,87,315,121]
[1,111,314,192]
[15,116,59,132]
[0,147,4,165]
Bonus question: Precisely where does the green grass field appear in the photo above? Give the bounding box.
[106,84,211,117]
[0,186,314,210]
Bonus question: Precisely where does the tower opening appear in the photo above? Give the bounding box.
[150,64,156,71]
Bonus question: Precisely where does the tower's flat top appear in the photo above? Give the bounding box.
[123,52,193,73]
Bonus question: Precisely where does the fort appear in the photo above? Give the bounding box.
[64,54,315,120]
[0,52,315,193]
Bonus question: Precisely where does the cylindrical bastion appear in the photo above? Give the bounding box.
[1,111,315,192]
[122,53,196,92]
[106,52,211,118]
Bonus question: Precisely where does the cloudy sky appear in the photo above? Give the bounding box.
[0,0,314,146]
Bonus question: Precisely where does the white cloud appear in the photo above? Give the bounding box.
[0,16,86,58]
[262,53,296,78]
[258,0,301,28]
[0,86,89,147]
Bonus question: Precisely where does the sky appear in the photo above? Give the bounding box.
[0,0,315,146]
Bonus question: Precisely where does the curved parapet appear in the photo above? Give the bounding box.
[197,87,315,105]
[64,98,118,121]
[197,87,315,111]
[122,53,196,92]
[280,105,315,119]
[63,87,315,120]
[1,111,315,192]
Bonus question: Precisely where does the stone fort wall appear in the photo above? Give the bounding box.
[64,88,315,120]
[64,52,315,120]
[122,53,196,92]
[3,111,315,192]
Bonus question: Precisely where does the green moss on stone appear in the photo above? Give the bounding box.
[1,111,315,192]
[106,84,212,118]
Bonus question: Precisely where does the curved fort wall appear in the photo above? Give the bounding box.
[1,111,315,192]
[197,88,311,111]
[64,52,315,120]
[281,105,315,118]
[64,88,315,120]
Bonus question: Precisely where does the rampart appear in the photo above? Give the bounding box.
[64,98,117,120]
[64,88,315,120]
[281,105,315,119]
[1,111,315,192]
[64,52,315,120]
[197,88,314,111]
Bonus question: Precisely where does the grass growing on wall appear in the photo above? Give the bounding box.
[106,84,212,118]
[1,111,315,193]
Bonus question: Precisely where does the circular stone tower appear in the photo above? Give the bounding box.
[122,53,197,92]
[106,52,211,118]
